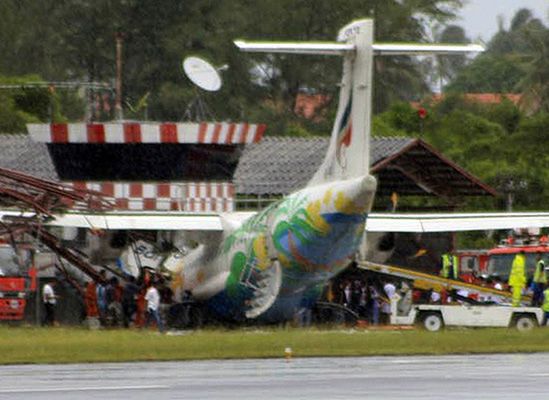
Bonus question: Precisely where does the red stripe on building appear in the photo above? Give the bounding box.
[129,183,143,197]
[72,181,87,191]
[101,182,114,197]
[200,198,206,212]
[51,124,68,143]
[198,123,208,143]
[253,124,267,143]
[87,124,105,143]
[157,183,170,197]
[228,184,235,197]
[216,183,223,197]
[170,200,179,211]
[240,123,250,143]
[188,198,195,212]
[211,123,222,144]
[160,123,178,143]
[225,124,236,144]
[143,198,156,210]
[123,123,142,143]
[115,198,129,209]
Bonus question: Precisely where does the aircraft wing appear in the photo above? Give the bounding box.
[366,212,549,233]
[3,209,549,233]
[0,210,255,231]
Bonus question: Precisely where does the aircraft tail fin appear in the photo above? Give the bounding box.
[308,20,374,186]
[235,19,484,187]
[237,20,376,186]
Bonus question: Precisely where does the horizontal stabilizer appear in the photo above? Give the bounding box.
[234,40,353,56]
[235,40,484,57]
[372,43,485,55]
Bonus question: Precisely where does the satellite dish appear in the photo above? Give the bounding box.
[182,56,222,92]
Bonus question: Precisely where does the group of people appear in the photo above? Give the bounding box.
[86,270,173,332]
[42,269,174,332]
[509,251,549,323]
[333,278,401,325]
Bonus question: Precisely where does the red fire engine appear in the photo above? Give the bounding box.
[0,245,36,321]
[456,234,549,283]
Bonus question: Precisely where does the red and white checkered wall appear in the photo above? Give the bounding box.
[67,181,235,212]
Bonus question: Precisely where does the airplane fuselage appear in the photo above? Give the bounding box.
[184,175,376,321]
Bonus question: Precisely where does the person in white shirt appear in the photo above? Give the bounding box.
[145,282,163,332]
[42,281,57,326]
[430,291,441,304]
[382,281,396,323]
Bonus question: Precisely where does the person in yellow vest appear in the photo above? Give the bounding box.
[542,284,549,326]
[532,253,547,306]
[508,251,527,307]
[440,253,459,280]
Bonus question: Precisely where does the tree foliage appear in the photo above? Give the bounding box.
[0,1,548,214]
[0,0,463,126]
[447,7,549,113]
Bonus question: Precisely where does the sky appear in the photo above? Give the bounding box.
[457,0,548,41]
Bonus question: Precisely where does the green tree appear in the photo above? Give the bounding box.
[447,7,549,106]
[517,28,549,113]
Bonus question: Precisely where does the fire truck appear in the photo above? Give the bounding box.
[456,234,549,283]
[0,244,36,321]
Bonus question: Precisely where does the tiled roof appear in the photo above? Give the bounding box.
[411,93,523,109]
[0,134,492,198]
[0,134,58,180]
[234,136,414,195]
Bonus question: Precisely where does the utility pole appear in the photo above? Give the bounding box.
[115,32,124,120]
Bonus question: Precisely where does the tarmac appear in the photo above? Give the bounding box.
[0,353,548,399]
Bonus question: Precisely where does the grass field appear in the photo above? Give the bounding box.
[2,326,549,364]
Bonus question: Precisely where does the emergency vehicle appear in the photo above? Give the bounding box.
[456,233,549,282]
[359,260,541,331]
[0,244,36,321]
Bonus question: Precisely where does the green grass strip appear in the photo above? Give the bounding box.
[2,326,549,364]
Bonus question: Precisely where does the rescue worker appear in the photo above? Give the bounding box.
[542,284,549,326]
[84,280,99,319]
[440,253,459,280]
[96,270,108,324]
[532,253,547,306]
[134,286,147,328]
[508,251,527,307]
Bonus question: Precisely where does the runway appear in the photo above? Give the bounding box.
[1,353,548,399]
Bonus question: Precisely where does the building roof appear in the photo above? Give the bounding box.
[235,136,496,198]
[234,136,329,196]
[411,93,523,109]
[0,133,496,200]
[370,138,497,198]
